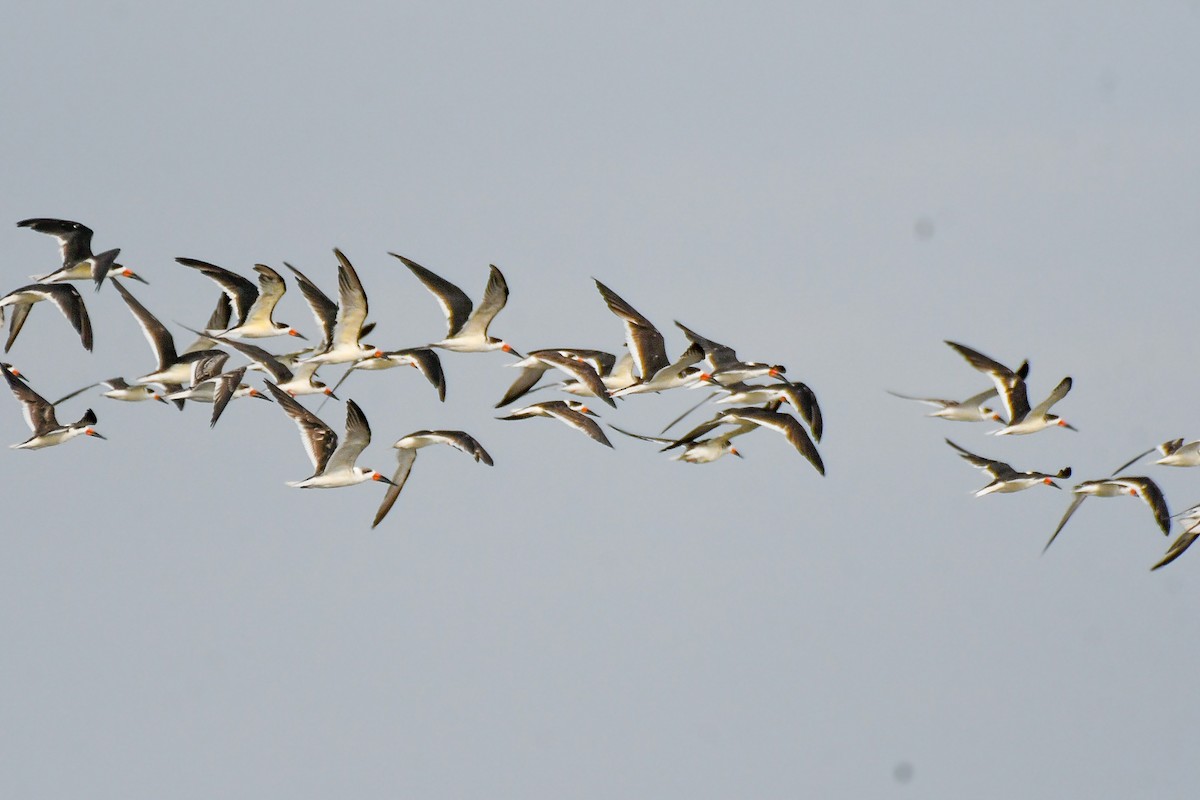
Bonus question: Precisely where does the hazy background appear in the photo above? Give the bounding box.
[3,2,1199,797]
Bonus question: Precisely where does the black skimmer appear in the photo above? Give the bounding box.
[945,439,1070,495]
[371,430,494,528]
[191,329,336,399]
[674,321,787,385]
[295,250,383,365]
[324,347,445,409]
[498,400,612,447]
[110,278,222,407]
[1044,476,1170,553]
[176,258,304,340]
[592,281,711,396]
[608,342,705,398]
[206,366,272,427]
[0,282,94,352]
[17,218,145,290]
[593,279,670,382]
[537,352,638,401]
[98,377,168,404]
[1151,438,1200,468]
[665,404,824,475]
[1152,505,1200,571]
[393,253,518,355]
[164,352,267,408]
[283,261,335,357]
[609,424,747,463]
[52,377,169,405]
[262,381,394,489]
[1113,438,1200,473]
[944,341,1075,435]
[562,354,637,401]
[888,388,1002,422]
[2,364,105,449]
[495,350,616,409]
[494,348,616,408]
[673,376,823,442]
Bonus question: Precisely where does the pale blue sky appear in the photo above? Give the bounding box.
[3,2,1200,797]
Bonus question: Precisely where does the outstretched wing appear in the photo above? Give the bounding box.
[1044,494,1087,553]
[2,363,58,434]
[325,399,372,473]
[176,257,259,325]
[372,448,417,529]
[263,381,337,475]
[284,262,337,353]
[460,265,510,339]
[393,253,473,337]
[18,218,94,266]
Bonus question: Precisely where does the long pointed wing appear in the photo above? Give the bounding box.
[332,249,369,346]
[945,438,1012,478]
[552,349,617,377]
[1044,494,1087,553]
[111,278,177,369]
[396,348,445,401]
[1111,447,1156,476]
[393,253,473,337]
[284,262,337,353]
[543,404,614,447]
[1152,518,1200,571]
[325,399,371,473]
[4,301,32,353]
[205,333,291,382]
[496,360,552,408]
[430,430,494,464]
[660,391,717,434]
[460,265,510,339]
[593,280,669,380]
[229,264,287,327]
[397,430,495,464]
[663,413,728,451]
[780,379,823,442]
[1029,376,1072,418]
[731,407,824,475]
[46,284,93,351]
[886,390,955,407]
[675,321,740,372]
[533,351,615,407]
[18,218,94,266]
[944,340,1029,422]
[51,382,99,406]
[1117,477,1170,535]
[321,369,355,410]
[372,448,417,529]
[176,258,258,324]
[263,381,337,474]
[209,366,248,428]
[2,363,58,434]
[610,424,676,445]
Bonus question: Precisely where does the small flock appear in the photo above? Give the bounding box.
[1,218,825,530]
[891,340,1194,571]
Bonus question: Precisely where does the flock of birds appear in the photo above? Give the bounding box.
[0,218,825,530]
[8,218,1195,568]
[889,341,1198,571]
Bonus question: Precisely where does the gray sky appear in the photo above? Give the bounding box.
[3,2,1200,797]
